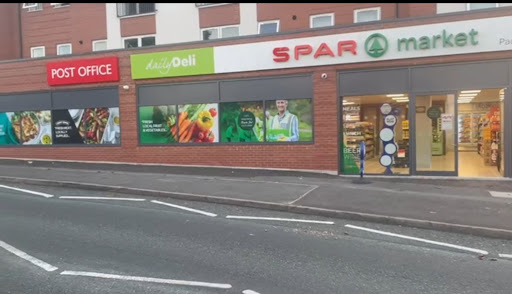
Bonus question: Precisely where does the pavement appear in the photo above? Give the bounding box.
[1,158,512,239]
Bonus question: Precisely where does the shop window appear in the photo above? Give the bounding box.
[92,40,107,52]
[57,43,72,55]
[117,3,155,17]
[30,46,45,58]
[341,94,410,175]
[258,21,279,34]
[202,26,240,40]
[354,7,380,23]
[123,36,155,48]
[457,88,504,177]
[265,99,313,143]
[310,13,334,28]
[467,3,498,10]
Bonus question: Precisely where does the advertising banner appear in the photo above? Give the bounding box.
[220,101,264,143]
[265,99,313,142]
[178,103,219,143]
[52,108,120,145]
[0,112,21,146]
[0,111,53,146]
[139,105,178,144]
[131,48,215,79]
[47,57,119,86]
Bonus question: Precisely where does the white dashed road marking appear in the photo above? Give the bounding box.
[59,196,145,201]
[489,191,512,198]
[0,240,58,272]
[226,216,334,225]
[0,184,53,198]
[151,200,217,217]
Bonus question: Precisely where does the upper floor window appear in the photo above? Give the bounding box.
[467,3,499,10]
[195,3,228,8]
[202,25,239,40]
[51,3,70,8]
[23,3,43,12]
[310,13,334,28]
[57,43,72,55]
[30,46,45,58]
[258,20,279,34]
[92,40,108,52]
[354,7,381,23]
[123,35,156,48]
[117,3,155,17]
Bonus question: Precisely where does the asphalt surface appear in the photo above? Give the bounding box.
[0,164,511,236]
[1,185,512,294]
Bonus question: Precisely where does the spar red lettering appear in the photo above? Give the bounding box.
[273,40,357,62]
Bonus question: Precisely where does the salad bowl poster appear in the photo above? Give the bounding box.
[178,103,218,143]
[52,107,120,145]
[0,111,53,146]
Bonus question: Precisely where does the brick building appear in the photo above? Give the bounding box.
[0,3,511,178]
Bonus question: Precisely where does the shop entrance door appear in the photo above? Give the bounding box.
[411,93,457,176]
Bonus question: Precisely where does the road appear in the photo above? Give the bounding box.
[1,184,512,294]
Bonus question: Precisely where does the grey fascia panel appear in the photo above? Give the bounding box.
[51,87,119,109]
[0,92,51,112]
[219,75,313,102]
[411,61,510,92]
[138,82,219,106]
[339,68,409,96]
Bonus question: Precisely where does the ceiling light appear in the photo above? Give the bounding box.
[386,94,405,97]
[460,90,481,94]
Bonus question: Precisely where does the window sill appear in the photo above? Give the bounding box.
[118,12,156,19]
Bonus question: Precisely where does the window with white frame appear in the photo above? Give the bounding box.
[117,3,155,17]
[24,3,43,12]
[354,7,381,23]
[258,21,279,34]
[57,43,72,55]
[51,3,70,8]
[123,35,156,48]
[310,13,334,28]
[201,25,239,40]
[467,3,498,10]
[92,40,108,51]
[30,46,45,58]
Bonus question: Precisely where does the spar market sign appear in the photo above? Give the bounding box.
[130,47,214,79]
[46,57,119,86]
[213,15,512,74]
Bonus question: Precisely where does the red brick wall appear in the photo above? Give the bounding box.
[0,4,21,61]
[21,3,106,57]
[1,9,512,173]
[199,4,240,28]
[257,3,398,32]
[399,3,437,18]
[120,15,156,37]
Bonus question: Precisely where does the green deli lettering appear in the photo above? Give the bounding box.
[397,29,478,51]
[131,47,215,79]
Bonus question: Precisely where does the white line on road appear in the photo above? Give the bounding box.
[226,216,334,225]
[60,271,232,289]
[59,196,145,201]
[0,240,58,272]
[289,185,319,204]
[489,191,512,198]
[499,254,512,259]
[243,290,261,294]
[151,200,217,217]
[345,224,489,256]
[0,184,53,198]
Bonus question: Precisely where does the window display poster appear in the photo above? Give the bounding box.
[52,108,120,145]
[139,105,177,144]
[178,103,219,143]
[220,101,264,143]
[342,142,361,174]
[0,112,21,146]
[12,111,52,146]
[265,98,313,142]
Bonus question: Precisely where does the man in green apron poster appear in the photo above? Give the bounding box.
[267,99,299,142]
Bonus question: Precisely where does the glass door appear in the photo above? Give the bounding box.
[412,93,457,176]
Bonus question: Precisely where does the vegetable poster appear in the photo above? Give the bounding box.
[220,101,264,143]
[139,105,178,144]
[178,103,219,143]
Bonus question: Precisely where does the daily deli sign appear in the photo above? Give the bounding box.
[47,57,119,86]
[130,16,512,79]
[131,47,214,79]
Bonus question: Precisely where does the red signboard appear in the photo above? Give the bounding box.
[46,57,119,86]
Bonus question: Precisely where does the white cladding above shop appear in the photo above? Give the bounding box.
[213,16,512,74]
